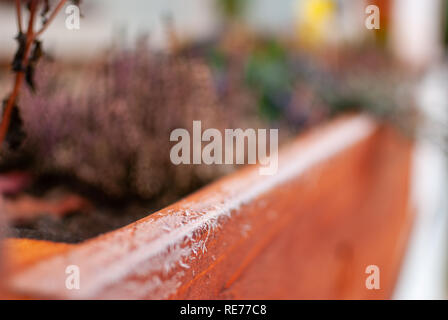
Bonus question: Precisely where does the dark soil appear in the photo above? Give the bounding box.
[7,204,152,243]
[3,172,196,243]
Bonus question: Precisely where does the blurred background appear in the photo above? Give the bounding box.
[0,0,447,299]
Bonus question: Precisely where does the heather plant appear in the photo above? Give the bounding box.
[14,42,264,200]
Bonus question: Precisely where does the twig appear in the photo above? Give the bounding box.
[0,0,70,149]
[0,0,38,147]
[15,0,22,34]
[34,0,67,39]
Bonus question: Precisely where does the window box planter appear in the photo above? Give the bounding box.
[0,114,413,299]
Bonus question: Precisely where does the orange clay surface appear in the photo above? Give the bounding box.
[0,115,413,299]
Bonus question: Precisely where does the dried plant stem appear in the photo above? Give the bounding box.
[0,0,67,149]
[35,0,67,39]
[15,0,23,33]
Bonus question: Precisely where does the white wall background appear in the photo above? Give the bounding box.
[0,0,305,61]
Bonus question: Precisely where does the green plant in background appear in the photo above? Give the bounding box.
[216,0,248,20]
[319,77,397,118]
[244,40,293,120]
[207,48,230,98]
[208,48,228,72]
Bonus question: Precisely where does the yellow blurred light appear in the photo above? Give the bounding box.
[295,0,336,47]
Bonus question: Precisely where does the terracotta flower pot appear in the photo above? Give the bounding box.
[0,114,413,299]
